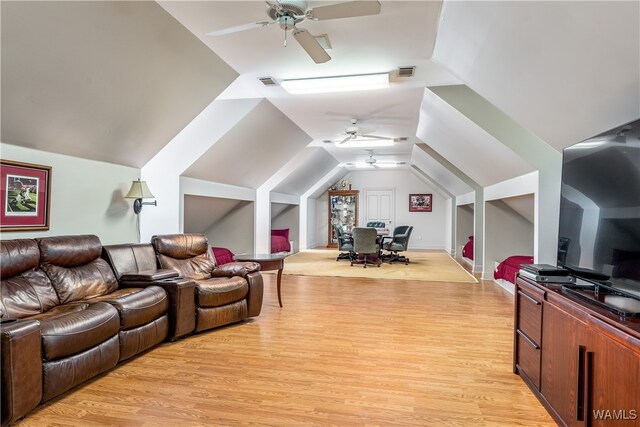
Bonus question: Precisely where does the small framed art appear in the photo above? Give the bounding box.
[1,160,51,231]
[409,193,432,212]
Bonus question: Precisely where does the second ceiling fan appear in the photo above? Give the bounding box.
[206,1,382,64]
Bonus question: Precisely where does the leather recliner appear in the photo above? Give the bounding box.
[151,234,263,333]
[102,243,197,341]
[0,235,170,425]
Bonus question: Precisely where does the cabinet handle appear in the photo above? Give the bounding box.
[577,346,586,421]
[585,351,594,427]
[518,290,541,305]
[516,329,540,350]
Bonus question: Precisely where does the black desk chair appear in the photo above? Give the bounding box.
[366,221,386,228]
[334,224,354,261]
[382,226,413,264]
[351,227,381,268]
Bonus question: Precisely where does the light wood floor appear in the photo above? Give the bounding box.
[17,273,554,426]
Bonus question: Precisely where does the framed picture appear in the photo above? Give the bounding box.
[1,160,51,231]
[409,193,432,212]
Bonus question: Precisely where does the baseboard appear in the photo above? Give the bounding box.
[407,244,447,250]
[494,278,515,295]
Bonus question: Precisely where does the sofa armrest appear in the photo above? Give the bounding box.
[211,262,261,278]
[1,319,43,426]
[120,269,178,281]
[245,272,264,318]
[119,278,196,341]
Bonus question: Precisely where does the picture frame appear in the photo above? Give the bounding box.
[1,160,51,231]
[409,193,432,212]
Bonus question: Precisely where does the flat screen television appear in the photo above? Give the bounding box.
[558,118,640,295]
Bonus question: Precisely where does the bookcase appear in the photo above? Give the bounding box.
[327,190,358,248]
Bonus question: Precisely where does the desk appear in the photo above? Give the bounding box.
[234,253,288,308]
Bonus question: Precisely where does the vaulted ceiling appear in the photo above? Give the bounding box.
[1,1,638,203]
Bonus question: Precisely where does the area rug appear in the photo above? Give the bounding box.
[277,249,478,283]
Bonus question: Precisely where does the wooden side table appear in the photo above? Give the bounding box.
[234,253,288,307]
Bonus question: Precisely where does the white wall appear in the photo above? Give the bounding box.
[204,201,254,254]
[0,143,138,244]
[271,203,299,252]
[483,200,535,280]
[306,197,318,248]
[344,169,448,250]
[316,192,329,247]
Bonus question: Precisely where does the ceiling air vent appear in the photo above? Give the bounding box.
[258,77,278,86]
[397,66,416,78]
[394,137,409,142]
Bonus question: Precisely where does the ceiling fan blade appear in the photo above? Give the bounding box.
[292,29,331,64]
[308,1,381,21]
[357,126,376,135]
[336,136,352,145]
[206,21,274,36]
[360,134,392,140]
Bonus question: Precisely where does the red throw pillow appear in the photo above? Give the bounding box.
[271,228,289,239]
[211,247,235,266]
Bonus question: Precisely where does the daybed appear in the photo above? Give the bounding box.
[271,228,291,253]
[494,255,534,284]
[462,235,474,260]
[0,233,264,426]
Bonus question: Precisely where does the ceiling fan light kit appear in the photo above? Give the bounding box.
[206,1,382,63]
[281,73,389,95]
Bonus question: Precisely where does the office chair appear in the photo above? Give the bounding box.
[382,226,413,264]
[366,221,386,228]
[351,227,381,268]
[334,224,354,261]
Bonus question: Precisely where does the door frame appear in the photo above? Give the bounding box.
[363,187,395,230]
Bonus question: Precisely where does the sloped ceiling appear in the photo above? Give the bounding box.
[159,0,459,168]
[433,1,640,150]
[417,88,534,187]
[501,194,535,224]
[183,99,312,188]
[183,195,248,233]
[411,144,472,196]
[1,1,237,167]
[272,148,338,196]
[271,203,297,220]
[308,167,349,199]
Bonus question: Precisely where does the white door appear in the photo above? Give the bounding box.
[364,189,394,230]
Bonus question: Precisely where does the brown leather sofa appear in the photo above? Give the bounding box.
[0,233,264,426]
[152,234,263,333]
[102,243,197,341]
[0,235,171,425]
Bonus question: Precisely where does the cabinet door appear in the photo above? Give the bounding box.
[541,302,589,427]
[588,330,640,426]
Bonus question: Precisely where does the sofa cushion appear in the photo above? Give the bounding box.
[32,302,120,361]
[153,234,216,280]
[196,276,248,308]
[152,234,209,259]
[88,287,168,330]
[38,235,118,303]
[43,260,118,304]
[102,244,159,280]
[1,239,40,278]
[0,269,60,320]
[38,235,102,268]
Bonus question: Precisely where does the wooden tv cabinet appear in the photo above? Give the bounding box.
[514,276,640,426]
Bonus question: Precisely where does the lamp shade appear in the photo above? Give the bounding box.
[124,180,155,199]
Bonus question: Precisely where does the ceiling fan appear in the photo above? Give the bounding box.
[334,118,392,145]
[345,150,405,168]
[205,1,382,64]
